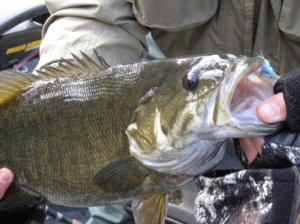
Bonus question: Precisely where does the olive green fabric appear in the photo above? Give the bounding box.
[38,0,300,75]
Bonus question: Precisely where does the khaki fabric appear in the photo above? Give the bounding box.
[38,0,300,74]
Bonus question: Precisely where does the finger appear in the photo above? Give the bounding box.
[256,93,286,123]
[0,168,14,199]
[239,137,264,163]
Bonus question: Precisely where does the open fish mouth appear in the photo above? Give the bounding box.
[219,57,279,129]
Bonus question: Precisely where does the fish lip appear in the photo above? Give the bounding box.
[216,57,279,134]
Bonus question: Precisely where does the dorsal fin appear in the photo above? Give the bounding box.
[0,50,110,106]
[36,50,110,77]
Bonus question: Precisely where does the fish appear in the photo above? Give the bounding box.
[0,52,280,224]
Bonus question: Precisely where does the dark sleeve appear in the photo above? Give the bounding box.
[274,68,300,131]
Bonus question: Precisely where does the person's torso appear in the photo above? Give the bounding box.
[129,0,300,74]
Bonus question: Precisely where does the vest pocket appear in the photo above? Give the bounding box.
[279,0,300,42]
[127,0,219,31]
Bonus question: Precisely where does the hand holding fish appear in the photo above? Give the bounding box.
[240,68,300,165]
[198,71,300,223]
[240,93,287,162]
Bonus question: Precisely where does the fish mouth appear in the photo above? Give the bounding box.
[219,57,279,132]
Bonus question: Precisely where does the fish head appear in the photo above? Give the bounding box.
[126,55,280,175]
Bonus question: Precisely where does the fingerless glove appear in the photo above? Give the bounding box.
[274,68,300,131]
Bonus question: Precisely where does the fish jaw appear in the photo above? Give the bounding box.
[212,57,280,137]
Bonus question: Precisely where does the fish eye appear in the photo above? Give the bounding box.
[182,72,198,90]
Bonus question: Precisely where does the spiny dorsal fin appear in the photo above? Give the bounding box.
[36,50,110,78]
[41,65,69,77]
[0,51,110,107]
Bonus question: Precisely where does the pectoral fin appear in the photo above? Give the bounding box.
[132,194,168,224]
[93,156,152,193]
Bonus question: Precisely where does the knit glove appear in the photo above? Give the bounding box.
[239,130,300,168]
[274,68,300,131]
[195,167,300,224]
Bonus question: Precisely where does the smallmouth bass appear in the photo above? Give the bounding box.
[0,52,280,223]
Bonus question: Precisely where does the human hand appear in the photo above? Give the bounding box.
[0,168,14,199]
[240,67,300,163]
[239,93,286,163]
[0,168,46,223]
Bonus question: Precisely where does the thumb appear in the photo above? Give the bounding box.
[256,93,286,123]
[0,168,14,199]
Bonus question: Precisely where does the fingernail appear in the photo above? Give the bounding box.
[260,100,280,122]
[0,170,11,183]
